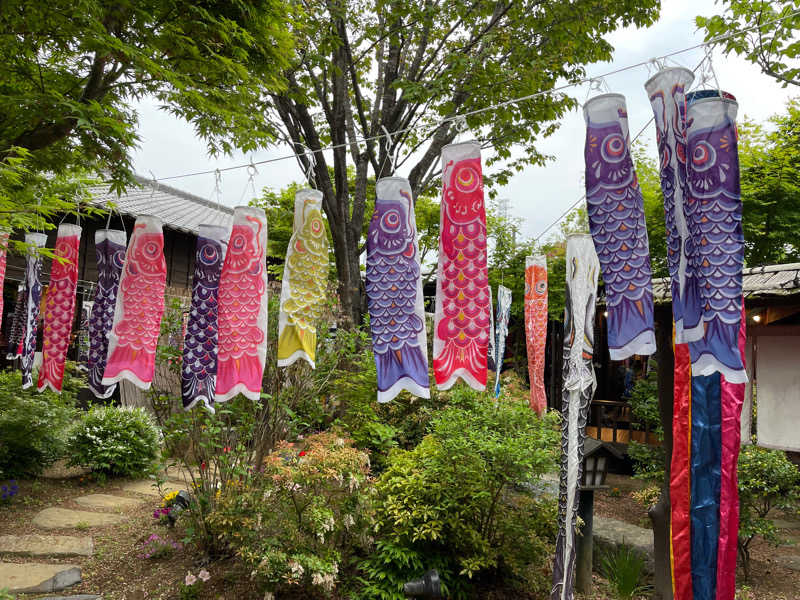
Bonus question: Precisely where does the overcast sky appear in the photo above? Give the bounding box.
[131,0,796,242]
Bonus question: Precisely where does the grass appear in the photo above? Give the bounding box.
[600,544,650,600]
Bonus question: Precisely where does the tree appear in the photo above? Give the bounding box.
[0,1,294,193]
[697,2,800,88]
[738,102,800,265]
[264,0,661,326]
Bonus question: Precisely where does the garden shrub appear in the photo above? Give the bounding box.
[161,393,262,555]
[358,392,561,599]
[66,405,160,477]
[737,445,800,579]
[0,369,76,478]
[206,432,373,597]
[627,361,665,484]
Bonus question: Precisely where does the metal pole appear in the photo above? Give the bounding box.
[575,488,594,594]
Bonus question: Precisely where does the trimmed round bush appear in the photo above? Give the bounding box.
[67,406,160,477]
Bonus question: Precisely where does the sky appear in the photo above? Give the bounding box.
[130,0,796,243]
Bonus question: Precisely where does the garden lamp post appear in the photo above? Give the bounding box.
[575,438,622,594]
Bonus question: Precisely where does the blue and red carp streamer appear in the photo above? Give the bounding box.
[647,68,746,600]
[584,93,656,360]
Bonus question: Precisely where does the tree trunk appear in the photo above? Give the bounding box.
[649,305,674,600]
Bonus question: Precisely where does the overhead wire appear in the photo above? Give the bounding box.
[530,33,727,245]
[150,8,800,184]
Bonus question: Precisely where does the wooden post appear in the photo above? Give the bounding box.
[650,305,674,599]
[575,488,595,594]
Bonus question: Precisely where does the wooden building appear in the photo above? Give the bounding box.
[579,263,800,448]
[1,175,233,404]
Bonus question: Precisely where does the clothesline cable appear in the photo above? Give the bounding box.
[152,8,800,184]
[530,40,724,245]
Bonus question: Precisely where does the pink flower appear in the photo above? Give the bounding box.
[198,569,211,582]
[185,572,197,586]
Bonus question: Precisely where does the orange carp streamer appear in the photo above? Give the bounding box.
[525,254,548,414]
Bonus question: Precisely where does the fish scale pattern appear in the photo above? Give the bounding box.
[102,218,167,390]
[433,143,490,391]
[37,225,81,393]
[584,95,655,360]
[87,230,126,398]
[684,98,745,382]
[277,191,328,368]
[525,255,548,414]
[181,226,226,411]
[366,179,429,402]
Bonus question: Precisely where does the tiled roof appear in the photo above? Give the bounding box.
[88,174,233,234]
[652,263,800,302]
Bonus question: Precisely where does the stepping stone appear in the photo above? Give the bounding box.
[0,562,81,593]
[121,480,183,498]
[164,465,200,482]
[33,507,126,530]
[39,596,101,600]
[75,494,145,511]
[0,534,93,557]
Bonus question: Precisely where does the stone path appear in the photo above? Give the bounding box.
[33,507,127,529]
[0,470,189,594]
[0,534,93,557]
[75,493,145,510]
[0,562,81,593]
[121,479,183,497]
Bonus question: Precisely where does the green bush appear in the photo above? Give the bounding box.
[737,445,800,580]
[66,405,160,477]
[206,432,374,597]
[627,361,665,484]
[0,370,76,478]
[358,392,561,599]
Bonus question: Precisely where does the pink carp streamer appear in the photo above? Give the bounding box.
[102,216,167,389]
[21,233,47,389]
[432,141,490,391]
[37,224,81,393]
[215,206,268,403]
[0,231,8,331]
[525,254,548,414]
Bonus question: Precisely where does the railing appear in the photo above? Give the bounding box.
[585,399,660,446]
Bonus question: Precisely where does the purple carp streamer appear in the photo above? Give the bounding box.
[76,299,92,372]
[493,285,511,398]
[366,177,430,403]
[645,67,695,341]
[551,234,600,600]
[584,93,655,360]
[88,229,126,398]
[21,233,47,389]
[182,224,227,411]
[6,284,25,359]
[487,289,496,372]
[685,94,745,383]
